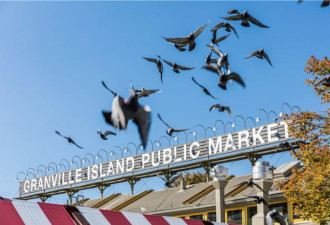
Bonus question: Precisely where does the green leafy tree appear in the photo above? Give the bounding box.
[277,56,329,224]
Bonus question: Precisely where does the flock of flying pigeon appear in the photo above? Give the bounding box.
[55,9,274,149]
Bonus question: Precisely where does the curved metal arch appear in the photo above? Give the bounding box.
[280,103,293,118]
[256,108,268,123]
[47,162,58,173]
[292,105,302,113]
[25,168,36,179]
[233,115,247,129]
[158,136,170,148]
[267,110,278,123]
[123,147,133,156]
[246,117,256,128]
[60,159,70,169]
[225,121,235,132]
[16,171,26,182]
[57,163,67,172]
[98,149,109,162]
[108,151,118,159]
[69,160,79,169]
[36,164,47,176]
[193,124,206,139]
[71,155,82,168]
[169,135,179,146]
[82,157,91,165]
[85,153,95,164]
[95,154,104,163]
[214,120,226,134]
[127,142,138,155]
[205,126,215,137]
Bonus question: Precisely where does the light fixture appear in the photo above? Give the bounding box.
[82,159,86,163]
[110,152,114,156]
[124,149,128,153]
[212,127,216,132]
[70,161,73,165]
[279,112,283,118]
[174,136,178,141]
[15,177,18,181]
[256,117,260,122]
[47,168,50,171]
[58,165,61,168]
[193,131,196,136]
[156,142,160,147]
[232,123,236,128]
[140,146,144,150]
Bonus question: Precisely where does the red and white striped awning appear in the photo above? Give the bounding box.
[0,198,234,225]
[0,198,75,225]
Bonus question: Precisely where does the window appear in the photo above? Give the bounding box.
[207,212,216,221]
[189,214,203,220]
[270,202,288,222]
[247,206,257,225]
[227,209,243,224]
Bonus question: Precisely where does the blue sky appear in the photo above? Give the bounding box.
[0,1,328,203]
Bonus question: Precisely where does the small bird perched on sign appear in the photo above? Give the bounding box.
[192,77,217,99]
[97,129,116,140]
[222,10,269,28]
[142,56,164,83]
[234,180,267,194]
[210,104,231,116]
[266,210,286,225]
[157,113,188,136]
[245,47,273,67]
[162,24,207,51]
[102,88,151,148]
[55,130,83,149]
[211,22,239,39]
[159,56,195,73]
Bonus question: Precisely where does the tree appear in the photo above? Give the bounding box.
[277,56,330,224]
[174,171,208,187]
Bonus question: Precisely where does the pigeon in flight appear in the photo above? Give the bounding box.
[192,77,217,99]
[218,73,245,90]
[207,44,231,74]
[234,180,267,194]
[158,173,181,188]
[174,43,188,51]
[228,9,240,14]
[222,10,269,28]
[211,22,239,39]
[163,24,207,51]
[210,104,231,116]
[135,87,160,98]
[97,129,116,140]
[266,210,286,225]
[211,31,230,45]
[157,113,188,136]
[101,81,117,96]
[247,196,270,209]
[205,50,218,65]
[245,47,273,67]
[159,56,195,73]
[55,130,83,149]
[142,56,164,83]
[102,89,151,148]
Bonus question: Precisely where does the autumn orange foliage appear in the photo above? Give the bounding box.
[277,56,329,224]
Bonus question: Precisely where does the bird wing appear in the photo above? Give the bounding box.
[173,128,188,132]
[163,36,189,45]
[157,174,167,182]
[161,58,174,67]
[72,142,83,149]
[202,65,221,75]
[222,14,243,21]
[209,93,217,99]
[229,24,239,38]
[251,181,267,194]
[262,51,273,67]
[169,174,180,184]
[266,212,275,225]
[207,44,223,56]
[143,57,157,63]
[211,22,226,32]
[101,81,117,96]
[192,77,205,89]
[138,90,159,98]
[261,198,271,209]
[193,24,207,38]
[321,0,329,7]
[224,106,232,115]
[228,9,239,14]
[214,34,230,45]
[132,106,151,149]
[228,72,246,88]
[177,64,195,70]
[274,212,286,225]
[245,50,259,59]
[248,15,269,28]
[157,113,171,128]
[104,131,117,137]
[210,104,220,111]
[210,59,218,64]
[55,130,66,139]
